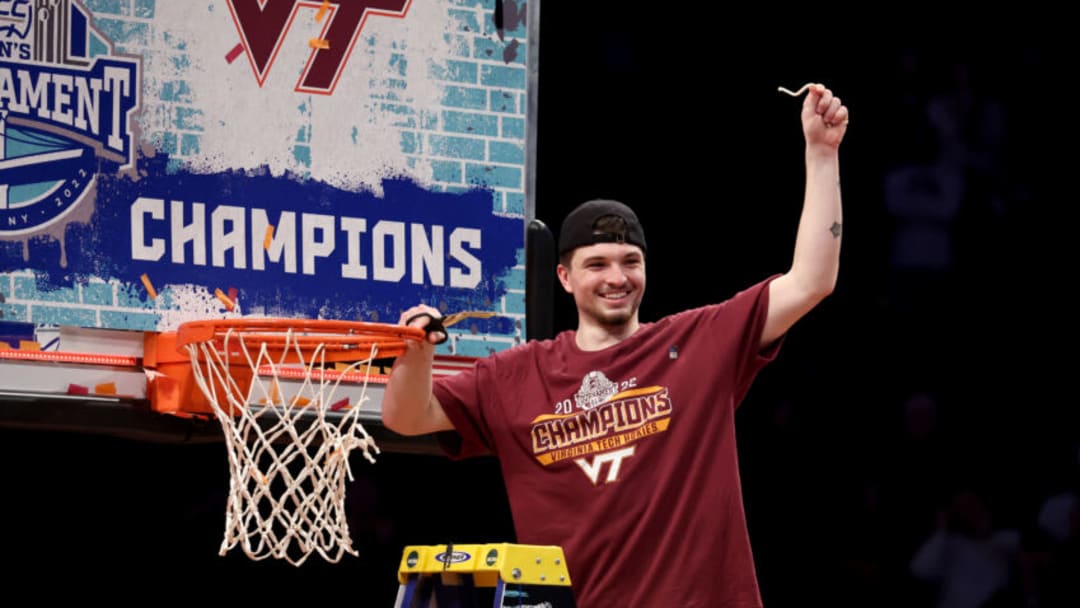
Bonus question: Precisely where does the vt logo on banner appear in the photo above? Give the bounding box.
[226,0,411,94]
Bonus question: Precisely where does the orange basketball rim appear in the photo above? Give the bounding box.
[145,318,425,418]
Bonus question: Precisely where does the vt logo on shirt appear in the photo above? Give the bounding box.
[530,376,673,485]
[574,446,636,485]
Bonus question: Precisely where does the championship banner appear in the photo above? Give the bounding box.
[0,0,531,356]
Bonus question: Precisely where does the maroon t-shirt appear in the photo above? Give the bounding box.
[433,277,782,608]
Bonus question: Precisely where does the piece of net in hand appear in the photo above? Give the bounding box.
[175,319,425,566]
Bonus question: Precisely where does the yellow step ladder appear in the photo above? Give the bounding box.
[394,543,575,607]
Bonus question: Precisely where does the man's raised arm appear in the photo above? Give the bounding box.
[762,83,849,348]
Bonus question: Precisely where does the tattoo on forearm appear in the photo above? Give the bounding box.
[830,222,842,238]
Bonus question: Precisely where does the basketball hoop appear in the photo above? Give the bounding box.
[173,318,425,566]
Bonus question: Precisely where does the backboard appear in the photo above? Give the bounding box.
[0,0,548,447]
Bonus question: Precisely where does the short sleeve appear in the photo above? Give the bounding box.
[432,360,497,459]
[732,274,784,405]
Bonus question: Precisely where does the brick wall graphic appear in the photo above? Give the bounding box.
[0,0,531,356]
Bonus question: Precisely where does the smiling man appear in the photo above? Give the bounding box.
[383,82,849,607]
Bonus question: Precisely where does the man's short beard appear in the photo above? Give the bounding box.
[598,310,633,326]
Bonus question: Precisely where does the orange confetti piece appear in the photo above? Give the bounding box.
[263,224,275,250]
[249,469,268,485]
[18,340,40,351]
[141,273,158,299]
[214,288,235,311]
[315,0,330,22]
[309,38,330,50]
[290,396,311,407]
[94,382,117,395]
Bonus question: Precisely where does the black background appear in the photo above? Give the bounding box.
[2,5,1077,606]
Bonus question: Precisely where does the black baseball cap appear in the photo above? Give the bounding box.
[557,199,647,256]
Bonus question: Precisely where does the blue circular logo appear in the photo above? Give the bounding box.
[1,120,97,236]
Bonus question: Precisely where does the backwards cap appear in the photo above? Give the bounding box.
[557,199,646,256]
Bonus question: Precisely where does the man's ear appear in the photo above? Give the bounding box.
[556,263,573,294]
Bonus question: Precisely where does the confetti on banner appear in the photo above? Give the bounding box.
[225,43,244,64]
[67,384,89,395]
[263,224,275,250]
[141,273,158,299]
[330,398,350,412]
[309,38,330,49]
[94,382,117,395]
[215,288,236,311]
[228,287,238,304]
[315,0,330,22]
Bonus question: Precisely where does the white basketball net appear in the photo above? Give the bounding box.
[184,328,382,566]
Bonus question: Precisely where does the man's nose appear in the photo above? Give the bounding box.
[603,264,628,283]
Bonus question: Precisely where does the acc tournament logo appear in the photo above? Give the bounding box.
[0,0,139,238]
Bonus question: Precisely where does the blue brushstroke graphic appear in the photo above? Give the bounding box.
[21,154,521,329]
